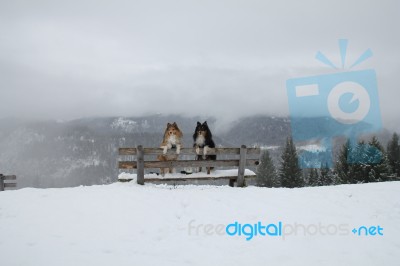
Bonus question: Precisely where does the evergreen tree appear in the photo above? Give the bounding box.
[350,140,368,183]
[387,133,400,177]
[330,172,342,185]
[307,168,319,187]
[366,136,391,182]
[256,150,279,187]
[334,139,352,184]
[279,136,303,188]
[348,137,391,183]
[320,162,332,186]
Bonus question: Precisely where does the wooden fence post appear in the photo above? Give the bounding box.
[0,174,4,191]
[137,145,145,185]
[237,145,247,187]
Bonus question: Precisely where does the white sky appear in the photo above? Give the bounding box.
[0,0,399,130]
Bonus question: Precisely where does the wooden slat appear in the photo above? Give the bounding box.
[119,161,137,169]
[119,148,137,155]
[119,147,260,156]
[237,145,247,187]
[118,175,257,182]
[145,175,256,182]
[137,145,145,185]
[146,176,237,182]
[4,183,17,188]
[119,159,259,169]
[2,175,16,180]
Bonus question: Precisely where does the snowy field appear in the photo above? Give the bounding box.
[1,178,400,266]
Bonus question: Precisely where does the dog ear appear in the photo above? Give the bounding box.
[167,123,171,127]
[203,121,208,126]
[197,121,201,126]
[172,122,177,126]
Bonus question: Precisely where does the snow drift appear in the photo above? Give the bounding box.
[0,179,399,266]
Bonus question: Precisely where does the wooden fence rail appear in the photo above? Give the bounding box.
[119,147,261,156]
[118,145,260,187]
[0,174,17,191]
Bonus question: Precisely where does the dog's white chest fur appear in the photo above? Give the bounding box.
[162,134,181,154]
[167,135,178,145]
[195,135,205,146]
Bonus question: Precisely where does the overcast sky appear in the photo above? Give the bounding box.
[0,0,399,131]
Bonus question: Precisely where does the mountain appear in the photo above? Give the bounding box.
[0,115,291,188]
[220,116,291,146]
[0,115,391,188]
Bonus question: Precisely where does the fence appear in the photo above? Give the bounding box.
[118,145,260,187]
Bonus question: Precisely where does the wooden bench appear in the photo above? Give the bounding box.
[0,174,17,191]
[118,145,260,187]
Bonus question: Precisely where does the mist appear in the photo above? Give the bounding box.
[0,0,399,131]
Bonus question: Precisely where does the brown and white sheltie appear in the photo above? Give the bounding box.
[157,122,183,176]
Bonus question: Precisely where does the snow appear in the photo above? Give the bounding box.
[260,145,280,150]
[1,181,400,265]
[111,117,138,133]
[298,144,326,152]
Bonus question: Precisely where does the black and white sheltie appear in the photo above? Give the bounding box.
[193,121,216,174]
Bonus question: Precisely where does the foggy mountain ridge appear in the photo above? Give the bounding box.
[0,115,391,188]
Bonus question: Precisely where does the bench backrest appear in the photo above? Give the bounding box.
[118,145,260,186]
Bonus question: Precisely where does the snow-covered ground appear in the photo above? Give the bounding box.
[1,178,399,266]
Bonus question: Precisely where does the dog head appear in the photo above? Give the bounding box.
[194,121,212,139]
[163,122,183,139]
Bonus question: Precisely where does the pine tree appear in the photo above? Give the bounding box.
[320,162,332,186]
[367,136,391,182]
[330,172,342,185]
[279,136,303,188]
[348,137,391,183]
[307,168,319,187]
[387,133,400,177]
[349,140,368,183]
[256,150,279,187]
[334,139,352,184]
